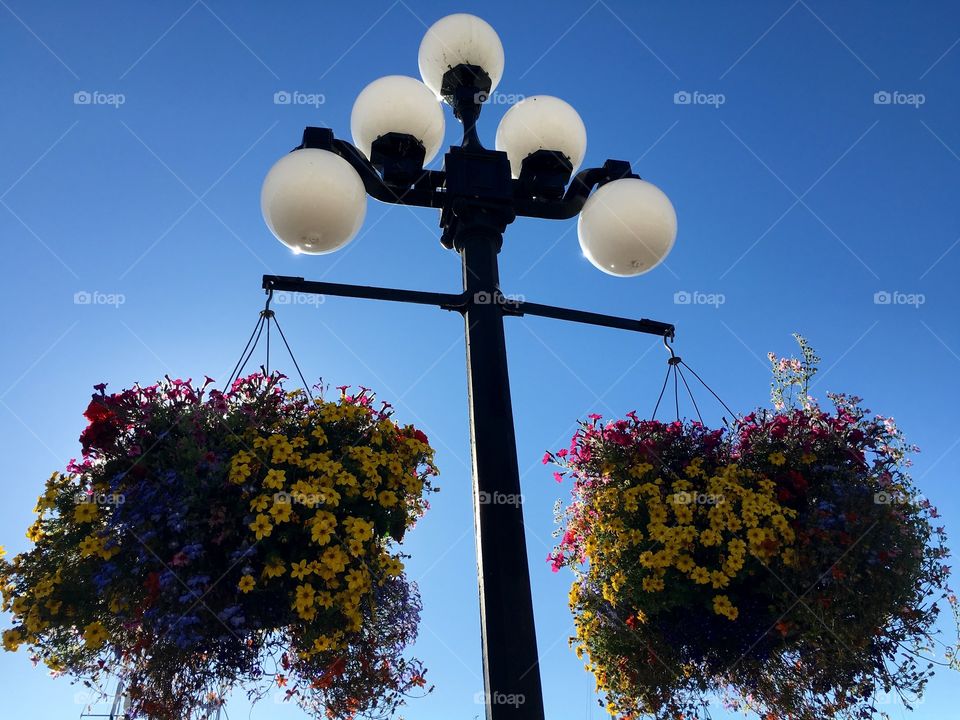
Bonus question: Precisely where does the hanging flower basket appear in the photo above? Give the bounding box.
[548,336,957,720]
[1,373,438,720]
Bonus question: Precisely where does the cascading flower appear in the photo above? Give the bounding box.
[0,373,438,720]
[548,336,957,720]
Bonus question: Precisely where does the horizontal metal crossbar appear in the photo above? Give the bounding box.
[262,275,675,338]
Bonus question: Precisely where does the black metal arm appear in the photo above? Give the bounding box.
[263,275,461,310]
[262,275,674,338]
[332,138,446,208]
[296,131,639,221]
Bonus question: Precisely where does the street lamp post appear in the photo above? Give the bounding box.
[259,14,679,720]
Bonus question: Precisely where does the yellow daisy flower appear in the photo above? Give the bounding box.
[249,514,273,540]
[768,452,787,466]
[237,575,256,593]
[288,560,309,580]
[82,621,109,650]
[73,502,98,523]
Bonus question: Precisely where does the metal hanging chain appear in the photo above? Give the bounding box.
[265,303,271,377]
[651,346,683,422]
[223,290,314,401]
[675,362,703,423]
[272,312,314,402]
[224,311,268,391]
[677,356,737,420]
[651,353,676,421]
[651,335,737,423]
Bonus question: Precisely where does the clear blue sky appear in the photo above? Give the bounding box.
[2,1,959,718]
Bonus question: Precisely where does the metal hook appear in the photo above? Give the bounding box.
[261,288,275,319]
[663,334,681,366]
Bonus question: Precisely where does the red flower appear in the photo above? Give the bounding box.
[143,572,161,604]
[770,416,791,439]
[83,398,114,423]
[787,470,808,493]
[412,429,429,445]
[80,395,125,454]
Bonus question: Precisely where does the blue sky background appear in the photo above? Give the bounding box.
[2,1,959,718]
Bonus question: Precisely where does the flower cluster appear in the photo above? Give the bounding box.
[0,373,438,720]
[548,337,956,720]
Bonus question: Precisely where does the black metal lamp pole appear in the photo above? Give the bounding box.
[263,64,674,720]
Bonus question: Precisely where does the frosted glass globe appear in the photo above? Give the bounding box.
[350,75,445,163]
[577,178,677,276]
[260,149,367,255]
[418,13,505,98]
[495,96,587,178]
